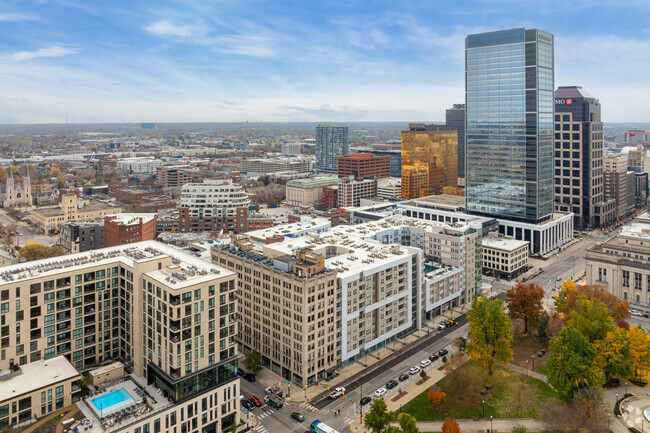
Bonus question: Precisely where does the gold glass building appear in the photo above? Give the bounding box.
[401,124,458,199]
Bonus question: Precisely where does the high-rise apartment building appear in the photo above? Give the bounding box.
[604,154,630,219]
[446,104,466,181]
[553,86,615,229]
[0,241,241,431]
[178,179,251,233]
[465,28,554,223]
[315,124,349,172]
[401,124,458,199]
[337,153,390,180]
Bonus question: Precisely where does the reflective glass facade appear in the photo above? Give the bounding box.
[401,125,458,199]
[465,28,554,223]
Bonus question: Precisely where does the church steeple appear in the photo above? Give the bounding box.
[7,164,13,181]
[24,162,29,181]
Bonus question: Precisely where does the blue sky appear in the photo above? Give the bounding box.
[1,0,649,123]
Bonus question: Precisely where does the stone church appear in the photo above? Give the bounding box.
[0,163,32,208]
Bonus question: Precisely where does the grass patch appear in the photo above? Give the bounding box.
[401,361,560,421]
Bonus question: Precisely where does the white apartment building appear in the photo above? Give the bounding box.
[481,233,529,279]
[586,214,650,314]
[338,177,377,207]
[376,177,402,200]
[281,143,302,155]
[116,157,163,174]
[240,157,311,176]
[180,179,250,214]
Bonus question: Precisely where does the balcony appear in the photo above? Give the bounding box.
[170,296,180,306]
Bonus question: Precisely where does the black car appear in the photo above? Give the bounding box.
[291,412,305,422]
[429,354,439,362]
[241,400,254,411]
[360,396,372,406]
[386,380,398,389]
[237,368,244,376]
[438,349,448,357]
[243,373,256,382]
[398,374,409,382]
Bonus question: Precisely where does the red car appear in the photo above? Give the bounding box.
[250,396,262,407]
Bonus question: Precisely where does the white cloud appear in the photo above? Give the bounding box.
[9,46,78,62]
[144,20,199,38]
[0,13,38,22]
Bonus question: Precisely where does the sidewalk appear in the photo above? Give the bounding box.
[504,363,548,383]
[260,304,470,403]
[413,418,545,432]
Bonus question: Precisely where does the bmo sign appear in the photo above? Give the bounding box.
[555,98,574,105]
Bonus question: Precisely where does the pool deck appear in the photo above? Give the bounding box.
[620,394,650,431]
[76,378,172,433]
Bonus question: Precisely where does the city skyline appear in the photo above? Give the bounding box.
[1,1,650,124]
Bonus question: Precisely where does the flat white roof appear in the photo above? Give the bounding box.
[89,361,124,378]
[0,356,80,402]
[620,222,650,239]
[0,240,234,289]
[482,236,529,252]
[247,217,331,240]
[107,213,156,226]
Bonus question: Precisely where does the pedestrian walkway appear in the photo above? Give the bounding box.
[413,418,546,432]
[504,363,549,383]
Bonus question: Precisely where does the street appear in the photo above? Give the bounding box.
[0,208,57,249]
[238,313,473,433]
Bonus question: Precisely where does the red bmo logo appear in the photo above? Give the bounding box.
[566,98,573,105]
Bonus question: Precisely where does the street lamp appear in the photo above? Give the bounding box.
[531,355,535,371]
[482,400,485,418]
[490,415,493,433]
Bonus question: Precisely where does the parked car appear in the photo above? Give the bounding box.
[241,400,254,411]
[438,349,448,357]
[398,374,409,382]
[374,388,387,397]
[243,373,256,382]
[360,396,372,406]
[429,354,439,362]
[420,359,431,368]
[250,396,262,407]
[630,309,642,317]
[437,322,447,330]
[237,368,244,376]
[386,380,398,389]
[291,412,305,422]
[409,366,420,375]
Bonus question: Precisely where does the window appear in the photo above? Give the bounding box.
[623,270,630,288]
[634,273,642,290]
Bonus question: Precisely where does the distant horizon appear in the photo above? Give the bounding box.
[1,1,650,123]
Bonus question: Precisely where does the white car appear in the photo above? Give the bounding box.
[630,309,642,317]
[420,359,431,368]
[409,366,420,375]
[374,388,387,397]
[328,387,346,399]
[335,387,345,394]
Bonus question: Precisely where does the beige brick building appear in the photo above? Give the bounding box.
[0,241,240,432]
[30,194,121,234]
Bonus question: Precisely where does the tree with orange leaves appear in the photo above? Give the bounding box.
[563,284,630,328]
[427,387,446,405]
[441,417,461,433]
[505,282,545,334]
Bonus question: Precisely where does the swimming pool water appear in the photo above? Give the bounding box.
[91,389,135,414]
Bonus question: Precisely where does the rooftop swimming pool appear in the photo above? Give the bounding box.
[91,389,135,416]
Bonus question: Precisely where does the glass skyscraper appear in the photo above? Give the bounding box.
[465,28,554,223]
[315,123,349,172]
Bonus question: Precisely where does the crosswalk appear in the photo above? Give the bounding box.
[254,425,268,433]
[344,416,356,425]
[298,401,318,411]
[255,409,276,419]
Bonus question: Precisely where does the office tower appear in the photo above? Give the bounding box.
[465,28,554,223]
[369,150,402,178]
[446,104,466,181]
[603,154,630,219]
[337,153,391,180]
[315,124,349,172]
[401,124,458,199]
[337,177,377,207]
[554,86,615,229]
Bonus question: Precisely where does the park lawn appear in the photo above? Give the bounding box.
[401,361,559,421]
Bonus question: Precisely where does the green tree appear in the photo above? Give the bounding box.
[466,296,513,375]
[365,397,394,433]
[453,336,467,353]
[537,310,550,346]
[398,413,420,433]
[505,282,545,334]
[555,279,576,313]
[569,296,614,343]
[594,328,633,380]
[242,351,263,373]
[546,326,604,399]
